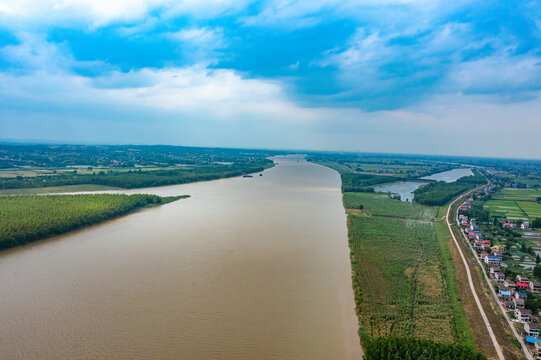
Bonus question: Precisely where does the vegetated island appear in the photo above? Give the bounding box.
[0,194,188,251]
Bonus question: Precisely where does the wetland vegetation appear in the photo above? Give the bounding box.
[0,194,185,251]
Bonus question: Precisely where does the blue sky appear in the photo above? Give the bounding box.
[0,0,540,158]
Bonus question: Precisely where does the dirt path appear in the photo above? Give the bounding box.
[446,193,506,360]
[409,238,423,322]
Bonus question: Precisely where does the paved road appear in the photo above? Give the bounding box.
[446,192,506,360]
[448,187,533,360]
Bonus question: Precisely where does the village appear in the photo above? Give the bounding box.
[459,187,541,359]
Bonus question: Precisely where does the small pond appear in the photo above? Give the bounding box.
[373,181,427,202]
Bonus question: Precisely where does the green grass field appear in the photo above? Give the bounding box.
[484,200,527,219]
[343,190,464,345]
[313,159,481,358]
[492,189,541,201]
[342,186,477,352]
[433,215,475,347]
[518,201,541,218]
[348,214,456,342]
[343,192,437,220]
[485,189,541,220]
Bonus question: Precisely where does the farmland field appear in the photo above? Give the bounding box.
[342,188,462,345]
[348,212,455,342]
[492,189,541,201]
[317,159,474,350]
[485,189,541,220]
[518,201,541,218]
[343,192,436,219]
[484,200,527,219]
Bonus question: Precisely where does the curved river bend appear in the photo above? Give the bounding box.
[0,156,361,359]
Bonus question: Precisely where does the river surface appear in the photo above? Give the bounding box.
[373,181,426,202]
[421,168,474,182]
[0,156,361,360]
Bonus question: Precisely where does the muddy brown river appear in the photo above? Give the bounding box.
[0,156,361,359]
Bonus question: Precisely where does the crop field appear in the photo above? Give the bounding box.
[485,189,541,220]
[348,215,455,342]
[484,200,527,219]
[314,157,482,357]
[492,189,541,201]
[343,192,437,220]
[518,202,541,218]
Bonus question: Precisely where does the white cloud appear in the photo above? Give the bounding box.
[242,0,466,28]
[444,52,541,95]
[1,24,540,158]
[166,27,225,47]
[0,35,321,124]
[0,0,249,29]
[164,26,227,65]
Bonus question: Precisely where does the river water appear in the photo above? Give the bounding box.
[421,168,474,183]
[0,156,361,360]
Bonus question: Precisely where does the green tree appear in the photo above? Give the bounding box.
[534,265,541,278]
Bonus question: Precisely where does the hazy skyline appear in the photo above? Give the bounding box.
[1,1,540,158]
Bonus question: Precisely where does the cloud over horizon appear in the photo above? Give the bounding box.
[0,0,540,158]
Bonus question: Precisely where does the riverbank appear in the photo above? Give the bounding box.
[0,162,274,191]
[314,161,487,359]
[0,194,187,251]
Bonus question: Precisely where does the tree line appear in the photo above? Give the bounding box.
[341,173,399,192]
[413,173,486,206]
[0,164,270,190]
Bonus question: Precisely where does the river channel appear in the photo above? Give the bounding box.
[0,156,361,360]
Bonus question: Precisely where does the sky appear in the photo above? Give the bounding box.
[0,1,540,158]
